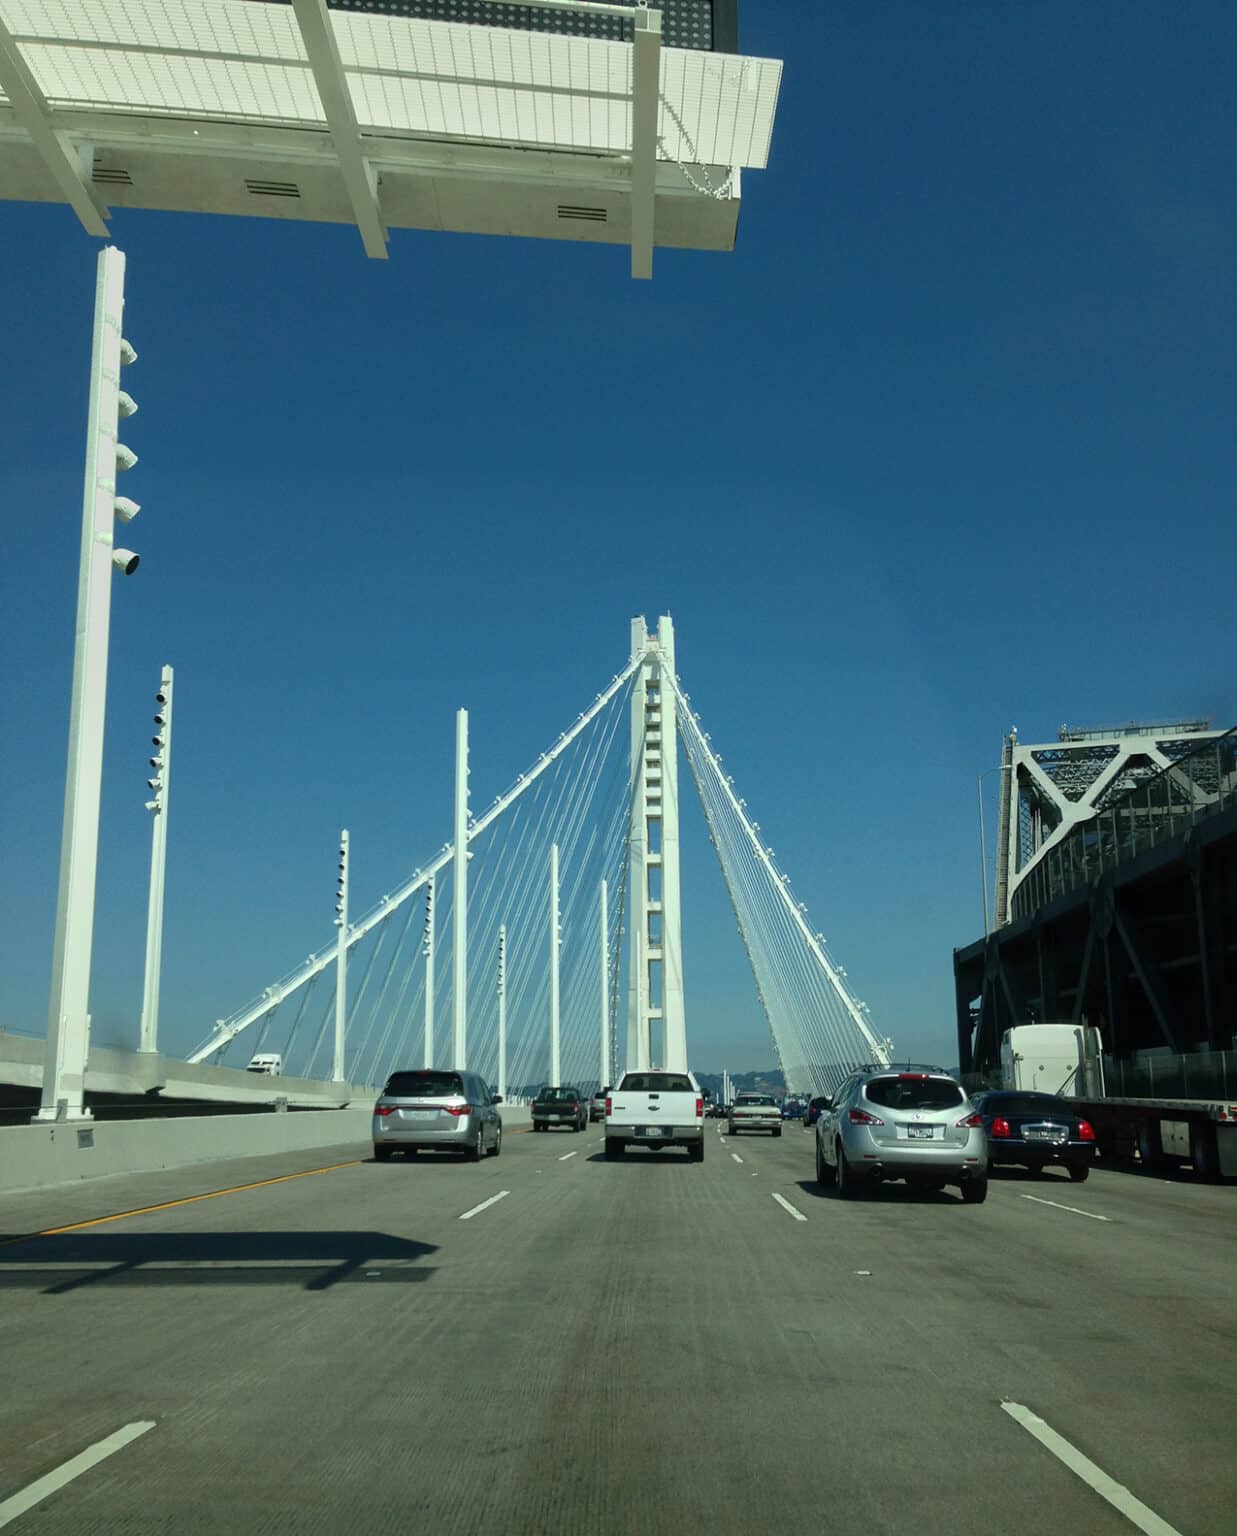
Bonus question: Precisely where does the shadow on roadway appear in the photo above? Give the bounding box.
[585,1148,698,1165]
[0,1229,438,1293]
[794,1178,967,1205]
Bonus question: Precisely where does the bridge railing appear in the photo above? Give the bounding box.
[1011,726,1236,920]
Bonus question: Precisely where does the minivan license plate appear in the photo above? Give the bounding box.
[907,1125,934,1139]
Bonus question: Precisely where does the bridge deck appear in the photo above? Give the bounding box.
[1,1124,1232,1534]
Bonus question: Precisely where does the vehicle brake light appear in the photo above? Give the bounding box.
[695,1097,703,1118]
[1078,1120,1096,1142]
[605,1097,612,1117]
[848,1107,885,1126]
[374,1105,395,1117]
[898,1073,929,1081]
[443,1104,472,1117]
[956,1112,983,1129]
[990,1116,1011,1138]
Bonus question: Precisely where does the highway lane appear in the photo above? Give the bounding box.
[0,1121,1233,1535]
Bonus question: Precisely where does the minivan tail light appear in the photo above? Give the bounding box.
[374,1104,395,1117]
[990,1116,1011,1138]
[1078,1119,1096,1142]
[695,1097,703,1118]
[443,1103,472,1117]
[848,1107,885,1126]
[956,1112,983,1129]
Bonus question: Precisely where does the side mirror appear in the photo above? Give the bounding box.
[491,1093,503,1105]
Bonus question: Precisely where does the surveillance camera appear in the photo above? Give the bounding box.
[153,712,167,727]
[145,799,159,812]
[155,691,167,705]
[112,548,140,575]
[119,337,138,366]
[115,443,138,473]
[114,496,140,523]
[117,390,138,419]
[147,778,161,791]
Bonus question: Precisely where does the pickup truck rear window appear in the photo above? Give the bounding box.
[383,1071,463,1098]
[865,1077,963,1110]
[536,1087,581,1101]
[619,1073,694,1092]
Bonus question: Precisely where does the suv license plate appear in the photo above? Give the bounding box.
[642,1126,669,1138]
[907,1125,935,1139]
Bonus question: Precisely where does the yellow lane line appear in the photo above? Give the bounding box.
[0,1159,363,1246]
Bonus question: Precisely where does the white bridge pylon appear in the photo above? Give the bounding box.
[190,617,891,1095]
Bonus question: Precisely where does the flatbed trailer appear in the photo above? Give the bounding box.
[1064,1094,1237,1180]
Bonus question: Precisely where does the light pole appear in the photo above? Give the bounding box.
[497,924,507,1102]
[138,665,173,1053]
[452,708,469,1069]
[37,246,142,1123]
[549,842,560,1088]
[333,829,349,1082]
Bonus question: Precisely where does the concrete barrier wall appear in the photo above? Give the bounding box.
[0,1107,374,1195]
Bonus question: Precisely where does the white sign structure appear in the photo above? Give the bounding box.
[0,0,782,277]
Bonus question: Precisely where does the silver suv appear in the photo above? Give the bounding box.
[373,1069,502,1161]
[814,1066,987,1202]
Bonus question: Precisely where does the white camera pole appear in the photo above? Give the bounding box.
[138,664,173,1053]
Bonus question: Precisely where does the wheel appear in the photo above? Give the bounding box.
[727,1123,737,1136]
[815,1137,829,1187]
[773,1127,782,1138]
[605,1140,624,1160]
[403,1146,418,1159]
[920,1179,947,1193]
[1067,1162,1090,1183]
[960,1179,988,1204]
[491,1126,502,1159]
[373,1145,393,1162]
[470,1131,486,1162]
[688,1141,704,1163]
[533,1123,542,1134]
[835,1141,861,1200]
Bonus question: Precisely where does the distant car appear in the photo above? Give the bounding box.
[815,1068,987,1202]
[590,1087,610,1123]
[532,1086,588,1132]
[728,1094,781,1137]
[803,1094,830,1129]
[781,1100,804,1121]
[246,1053,283,1076]
[971,1091,1097,1181]
[373,1069,502,1161]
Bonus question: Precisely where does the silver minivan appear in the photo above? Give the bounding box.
[373,1069,503,1161]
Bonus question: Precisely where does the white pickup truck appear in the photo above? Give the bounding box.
[605,1071,705,1161]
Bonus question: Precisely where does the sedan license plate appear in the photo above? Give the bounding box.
[907,1125,935,1140]
[1026,1127,1066,1141]
[641,1126,669,1138]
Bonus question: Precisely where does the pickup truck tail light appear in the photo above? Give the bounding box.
[695,1098,703,1118]
[848,1107,885,1126]
[1078,1119,1096,1142]
[990,1116,1011,1138]
[605,1097,612,1117]
[443,1103,472,1117]
[374,1104,395,1117]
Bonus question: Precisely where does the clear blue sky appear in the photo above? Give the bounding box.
[1,1,1233,1074]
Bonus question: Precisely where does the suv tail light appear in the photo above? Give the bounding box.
[605,1097,612,1117]
[374,1104,395,1117]
[955,1112,984,1129]
[1078,1119,1096,1142]
[443,1103,472,1117]
[990,1116,1011,1138]
[848,1107,885,1126]
[695,1097,703,1118]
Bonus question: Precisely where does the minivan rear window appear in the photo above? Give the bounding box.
[865,1076,963,1110]
[383,1071,463,1098]
[620,1072,694,1092]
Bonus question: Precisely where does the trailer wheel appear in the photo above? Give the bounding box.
[1190,1124,1221,1183]
[1137,1122,1168,1173]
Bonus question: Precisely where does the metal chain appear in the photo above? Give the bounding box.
[657,92,736,200]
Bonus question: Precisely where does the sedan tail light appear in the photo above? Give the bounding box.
[990,1116,1011,1138]
[1078,1119,1096,1142]
[443,1103,472,1117]
[955,1112,984,1129]
[695,1098,703,1118]
[374,1104,396,1117]
[848,1107,885,1126]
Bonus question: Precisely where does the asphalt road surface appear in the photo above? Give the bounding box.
[1,1121,1234,1534]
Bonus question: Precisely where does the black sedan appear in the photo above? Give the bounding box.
[971,1091,1097,1181]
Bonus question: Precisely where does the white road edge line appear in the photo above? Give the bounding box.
[1020,1194,1112,1222]
[0,1421,156,1532]
[558,1151,578,1162]
[730,1152,744,1164]
[771,1192,807,1222]
[459,1190,511,1221]
[1001,1401,1182,1536]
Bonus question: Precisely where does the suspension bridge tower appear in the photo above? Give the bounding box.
[627,615,687,1073]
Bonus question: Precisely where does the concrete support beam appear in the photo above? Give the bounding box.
[629,7,661,280]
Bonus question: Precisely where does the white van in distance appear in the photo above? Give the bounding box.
[246,1053,283,1076]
